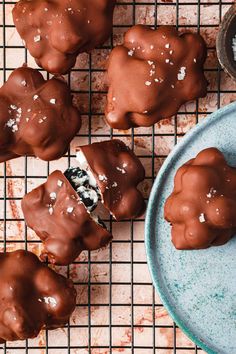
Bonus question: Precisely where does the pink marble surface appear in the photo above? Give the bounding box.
[0,0,236,353]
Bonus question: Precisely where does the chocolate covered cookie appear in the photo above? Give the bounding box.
[105,25,207,129]
[77,139,146,220]
[164,148,236,250]
[13,0,116,74]
[0,67,81,163]
[22,139,145,265]
[22,170,112,265]
[0,250,76,343]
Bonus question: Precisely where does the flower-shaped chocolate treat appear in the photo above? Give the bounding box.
[0,250,76,343]
[105,25,207,129]
[165,148,236,250]
[0,67,81,162]
[13,0,116,74]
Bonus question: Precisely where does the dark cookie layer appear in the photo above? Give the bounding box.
[13,0,116,74]
[0,250,76,343]
[164,148,236,250]
[0,67,81,163]
[64,167,101,212]
[105,25,207,129]
[22,171,112,265]
[77,139,146,220]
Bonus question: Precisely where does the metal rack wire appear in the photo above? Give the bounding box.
[0,0,235,353]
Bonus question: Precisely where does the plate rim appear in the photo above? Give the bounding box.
[145,101,236,354]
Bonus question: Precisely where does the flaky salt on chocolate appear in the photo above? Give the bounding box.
[0,67,81,162]
[22,170,112,265]
[13,0,116,74]
[77,139,146,220]
[0,250,76,343]
[164,148,236,250]
[105,25,208,129]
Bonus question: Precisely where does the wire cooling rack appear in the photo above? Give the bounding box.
[1,0,236,353]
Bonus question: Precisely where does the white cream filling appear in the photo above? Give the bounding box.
[76,150,97,187]
[76,149,106,227]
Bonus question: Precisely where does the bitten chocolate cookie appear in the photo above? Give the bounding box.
[0,250,76,343]
[105,25,207,129]
[13,0,116,74]
[164,148,236,250]
[22,170,112,265]
[0,67,81,163]
[22,139,145,264]
[77,139,146,220]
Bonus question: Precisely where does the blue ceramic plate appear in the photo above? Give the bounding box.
[145,101,236,354]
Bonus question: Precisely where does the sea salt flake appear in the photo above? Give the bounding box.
[34,35,41,43]
[57,180,63,187]
[6,119,15,128]
[12,125,18,132]
[67,207,74,213]
[178,66,186,81]
[43,296,57,307]
[50,192,57,200]
[150,70,155,76]
[199,213,205,223]
[206,188,217,198]
[98,175,107,182]
[116,167,126,174]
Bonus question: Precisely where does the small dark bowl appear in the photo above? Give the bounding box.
[216,4,236,81]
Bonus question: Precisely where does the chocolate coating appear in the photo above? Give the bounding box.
[0,250,76,343]
[78,139,146,220]
[0,67,81,163]
[13,0,116,74]
[164,148,236,250]
[22,171,112,265]
[105,25,207,129]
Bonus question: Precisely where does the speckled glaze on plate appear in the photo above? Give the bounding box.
[145,101,236,354]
